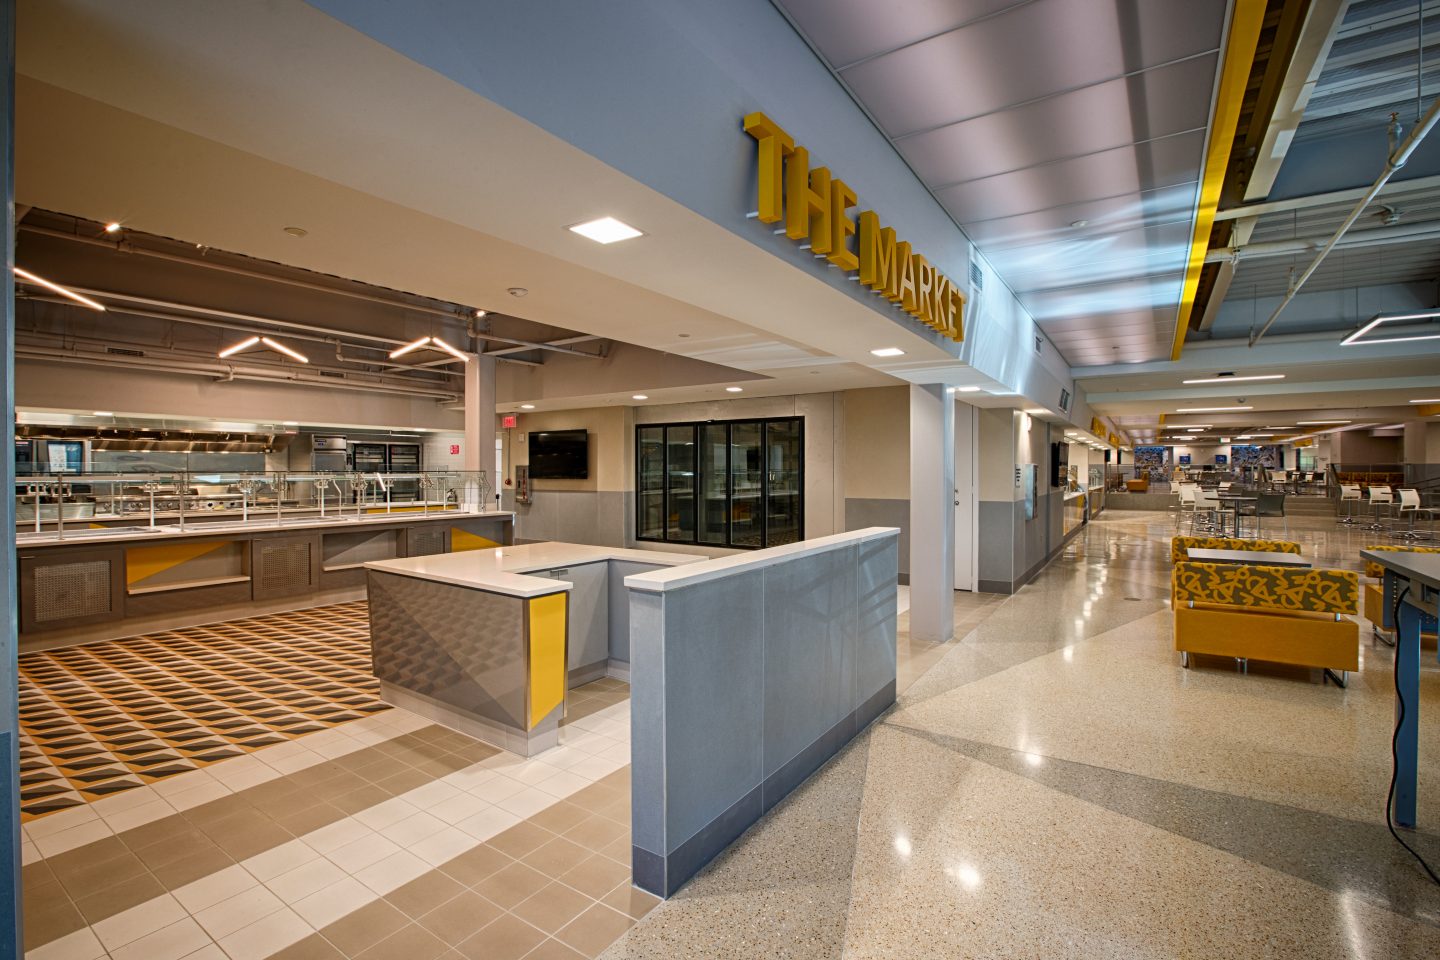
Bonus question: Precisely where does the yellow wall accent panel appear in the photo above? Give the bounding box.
[451,528,501,552]
[527,592,567,730]
[1170,0,1266,360]
[125,540,230,586]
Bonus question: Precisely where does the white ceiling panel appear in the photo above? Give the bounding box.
[897,53,1216,187]
[961,182,1197,248]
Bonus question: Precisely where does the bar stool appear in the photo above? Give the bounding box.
[1193,489,1221,533]
[1338,483,1362,523]
[1177,484,1198,529]
[1365,486,1394,531]
[1394,489,1430,540]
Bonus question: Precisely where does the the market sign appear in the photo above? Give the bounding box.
[743,112,965,343]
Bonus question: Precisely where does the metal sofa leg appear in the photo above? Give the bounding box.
[1324,668,1348,688]
[1180,650,1189,668]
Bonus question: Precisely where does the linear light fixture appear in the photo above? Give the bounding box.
[428,336,470,362]
[390,336,431,359]
[1186,428,1205,432]
[726,386,743,393]
[14,267,107,311]
[1176,405,1252,412]
[1408,398,1440,403]
[632,394,648,400]
[871,347,905,357]
[1341,311,1440,345]
[219,336,261,358]
[1181,373,1285,384]
[1296,419,1350,425]
[958,386,981,393]
[568,216,643,244]
[260,337,308,363]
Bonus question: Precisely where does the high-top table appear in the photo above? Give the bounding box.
[1360,549,1440,827]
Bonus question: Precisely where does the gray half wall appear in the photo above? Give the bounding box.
[844,498,908,576]
[629,531,899,898]
[512,489,626,546]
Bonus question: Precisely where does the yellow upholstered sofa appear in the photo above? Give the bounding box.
[1171,561,1359,685]
[1361,545,1439,646]
[1169,536,1301,564]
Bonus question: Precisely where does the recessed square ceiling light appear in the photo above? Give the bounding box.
[632,394,648,400]
[871,347,905,357]
[726,386,743,393]
[520,403,535,410]
[958,386,981,393]
[568,216,643,244]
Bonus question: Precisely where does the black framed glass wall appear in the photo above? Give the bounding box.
[636,418,803,549]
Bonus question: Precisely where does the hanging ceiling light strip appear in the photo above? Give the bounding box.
[14,266,107,311]
[218,335,261,358]
[260,336,309,363]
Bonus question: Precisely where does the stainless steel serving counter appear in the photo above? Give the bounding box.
[16,510,515,650]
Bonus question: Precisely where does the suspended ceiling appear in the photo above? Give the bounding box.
[774,0,1228,366]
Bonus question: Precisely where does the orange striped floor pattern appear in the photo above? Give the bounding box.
[17,601,389,820]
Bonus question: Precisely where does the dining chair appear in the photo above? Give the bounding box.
[1366,486,1394,531]
[1338,483,1362,524]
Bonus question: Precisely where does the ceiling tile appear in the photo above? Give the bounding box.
[934,130,1205,222]
[838,0,1224,137]
[776,0,1025,69]
[898,53,1217,186]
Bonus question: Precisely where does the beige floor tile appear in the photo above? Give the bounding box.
[510,881,595,935]
[266,932,347,960]
[415,890,504,945]
[318,898,410,956]
[354,922,450,960]
[520,938,587,960]
[597,885,657,922]
[438,844,513,887]
[520,837,590,878]
[555,856,628,900]
[454,914,547,960]
[473,862,552,910]
[554,905,633,959]
[385,870,467,919]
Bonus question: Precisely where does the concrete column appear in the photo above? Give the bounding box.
[908,384,955,642]
[463,354,497,509]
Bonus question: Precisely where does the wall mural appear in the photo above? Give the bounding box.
[1230,444,1281,467]
[1133,446,1167,472]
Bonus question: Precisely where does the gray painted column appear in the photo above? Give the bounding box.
[463,353,497,508]
[3,1,20,954]
[908,384,955,642]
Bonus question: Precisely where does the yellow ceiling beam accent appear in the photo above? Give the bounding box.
[1170,0,1267,361]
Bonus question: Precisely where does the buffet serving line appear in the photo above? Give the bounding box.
[15,469,510,650]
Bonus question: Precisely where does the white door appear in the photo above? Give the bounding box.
[954,401,978,591]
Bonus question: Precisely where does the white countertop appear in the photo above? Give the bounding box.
[625,527,900,594]
[365,541,704,598]
[16,510,514,548]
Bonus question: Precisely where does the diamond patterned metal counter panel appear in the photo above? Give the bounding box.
[34,559,113,623]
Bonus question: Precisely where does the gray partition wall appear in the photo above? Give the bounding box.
[625,527,899,898]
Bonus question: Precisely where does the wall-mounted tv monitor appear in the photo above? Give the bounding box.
[528,429,589,479]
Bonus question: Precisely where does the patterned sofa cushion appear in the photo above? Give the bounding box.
[1170,536,1302,564]
[1173,561,1358,615]
[1362,544,1440,580]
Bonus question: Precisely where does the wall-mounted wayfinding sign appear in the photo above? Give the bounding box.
[743,112,965,343]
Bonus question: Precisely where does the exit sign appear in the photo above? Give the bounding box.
[501,414,518,429]
[449,444,460,455]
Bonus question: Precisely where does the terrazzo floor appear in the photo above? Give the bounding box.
[598,510,1440,959]
[20,512,1440,959]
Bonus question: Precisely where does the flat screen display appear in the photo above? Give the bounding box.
[529,429,589,479]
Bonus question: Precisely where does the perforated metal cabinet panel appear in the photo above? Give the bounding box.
[18,547,125,633]
[404,524,449,557]
[250,534,321,601]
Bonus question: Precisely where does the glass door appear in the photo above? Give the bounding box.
[697,423,728,545]
[665,425,696,542]
[729,422,763,547]
[637,426,665,540]
[763,419,802,546]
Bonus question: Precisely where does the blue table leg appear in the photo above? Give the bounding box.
[1394,597,1422,828]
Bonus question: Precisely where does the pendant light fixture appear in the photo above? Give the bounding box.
[217,335,309,363]
[387,336,470,362]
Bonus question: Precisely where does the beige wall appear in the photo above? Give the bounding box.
[841,386,909,501]
[502,406,629,493]
[977,408,1015,501]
